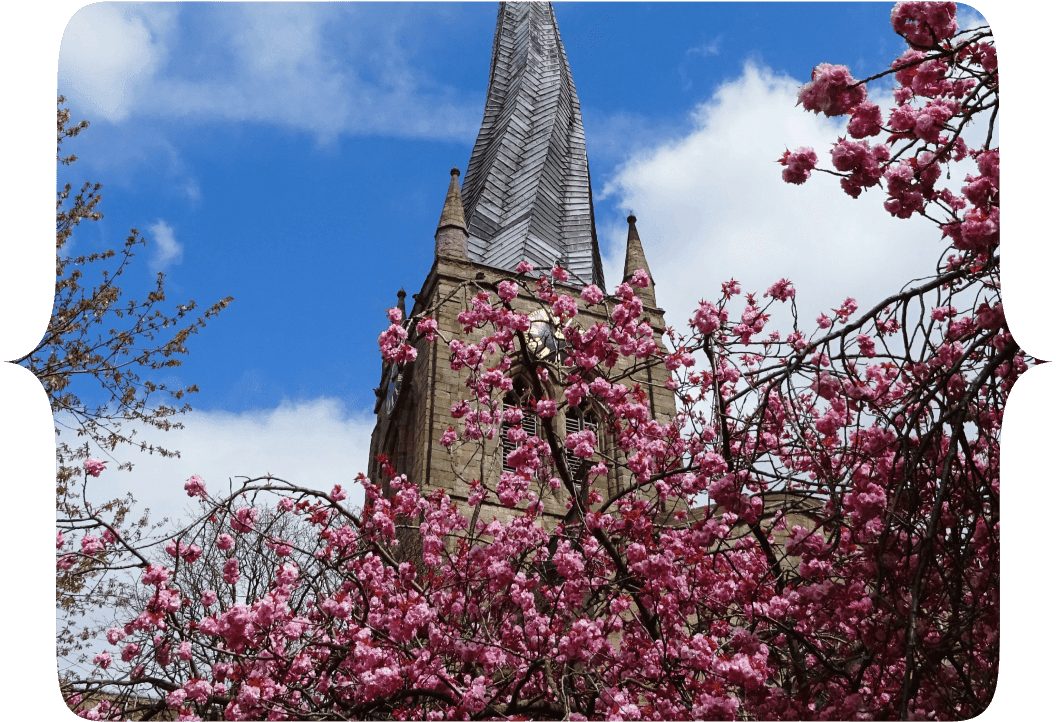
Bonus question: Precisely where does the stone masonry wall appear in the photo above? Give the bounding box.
[370,254,678,531]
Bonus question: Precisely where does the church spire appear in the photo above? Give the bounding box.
[435,167,469,259]
[461,1,605,290]
[623,214,656,308]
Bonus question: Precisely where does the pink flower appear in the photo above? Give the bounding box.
[975,302,1004,331]
[182,544,203,564]
[581,284,604,305]
[230,507,259,534]
[811,371,836,401]
[278,497,295,513]
[142,564,170,586]
[84,458,107,477]
[276,562,299,586]
[535,399,557,418]
[721,279,741,299]
[201,590,217,607]
[764,279,796,302]
[416,317,438,341]
[56,531,65,549]
[797,63,867,117]
[891,1,957,49]
[80,535,104,556]
[630,269,650,288]
[931,306,957,322]
[817,313,832,329]
[857,334,877,358]
[440,427,457,447]
[515,260,534,274]
[222,558,240,586]
[779,147,818,184]
[497,280,518,302]
[692,301,725,335]
[166,689,187,709]
[106,628,126,645]
[183,475,206,498]
[835,297,858,322]
[184,679,211,704]
[216,534,234,551]
[330,484,347,502]
[551,266,570,283]
[565,429,598,458]
[121,643,142,662]
[387,307,403,324]
[847,101,883,138]
[93,651,112,669]
[552,294,578,318]
[178,641,192,661]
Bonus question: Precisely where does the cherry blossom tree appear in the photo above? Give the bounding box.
[61,4,1008,719]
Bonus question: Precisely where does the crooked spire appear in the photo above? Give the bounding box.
[460,1,605,290]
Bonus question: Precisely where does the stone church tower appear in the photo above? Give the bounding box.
[367,1,676,524]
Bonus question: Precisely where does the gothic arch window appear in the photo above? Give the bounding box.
[501,377,537,472]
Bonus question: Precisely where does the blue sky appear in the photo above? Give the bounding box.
[49,3,1003,516]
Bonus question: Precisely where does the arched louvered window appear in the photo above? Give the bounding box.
[564,404,599,482]
[501,377,536,472]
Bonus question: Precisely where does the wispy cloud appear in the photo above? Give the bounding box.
[679,34,723,90]
[687,36,722,58]
[147,220,182,273]
[77,397,376,528]
[58,3,481,144]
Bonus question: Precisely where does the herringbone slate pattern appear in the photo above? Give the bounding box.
[461,1,606,290]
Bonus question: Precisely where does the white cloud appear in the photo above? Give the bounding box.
[147,219,182,272]
[600,61,945,335]
[57,3,480,143]
[76,398,375,530]
[58,3,175,123]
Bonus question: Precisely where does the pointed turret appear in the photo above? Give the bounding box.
[435,167,469,259]
[460,1,605,289]
[623,214,656,307]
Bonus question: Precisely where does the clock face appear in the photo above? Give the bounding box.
[384,364,402,415]
[526,310,564,360]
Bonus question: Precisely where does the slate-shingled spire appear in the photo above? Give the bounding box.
[461,1,605,290]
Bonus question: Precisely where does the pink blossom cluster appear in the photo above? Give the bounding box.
[416,316,439,341]
[797,63,867,117]
[778,147,817,185]
[782,5,998,260]
[831,138,890,198]
[183,474,206,498]
[891,1,958,49]
[581,284,605,306]
[83,458,107,477]
[763,278,795,302]
[230,507,259,533]
[377,316,417,364]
